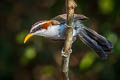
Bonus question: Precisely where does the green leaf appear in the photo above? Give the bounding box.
[98,0,114,14]
[80,52,96,71]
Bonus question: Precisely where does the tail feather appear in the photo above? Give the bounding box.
[78,31,107,59]
[83,27,113,53]
[77,26,113,59]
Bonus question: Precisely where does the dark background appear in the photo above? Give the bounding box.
[0,0,120,80]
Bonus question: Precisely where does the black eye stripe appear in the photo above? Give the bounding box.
[33,28,36,32]
[32,26,41,33]
[36,26,41,30]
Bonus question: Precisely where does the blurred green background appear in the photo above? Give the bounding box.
[0,0,120,80]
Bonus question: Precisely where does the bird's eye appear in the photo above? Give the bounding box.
[37,26,41,30]
[32,26,41,33]
[36,28,39,30]
[32,28,36,32]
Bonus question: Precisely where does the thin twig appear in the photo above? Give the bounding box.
[61,0,77,80]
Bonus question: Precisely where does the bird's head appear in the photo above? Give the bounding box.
[24,20,52,43]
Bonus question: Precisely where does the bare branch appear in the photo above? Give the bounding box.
[61,0,77,80]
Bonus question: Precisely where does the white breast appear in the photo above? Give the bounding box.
[44,25,61,38]
[36,24,65,39]
[35,23,78,40]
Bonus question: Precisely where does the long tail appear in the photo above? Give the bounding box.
[78,27,113,59]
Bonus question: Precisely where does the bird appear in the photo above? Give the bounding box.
[24,14,113,59]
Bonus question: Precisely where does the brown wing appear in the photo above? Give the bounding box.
[51,14,88,24]
[74,14,88,20]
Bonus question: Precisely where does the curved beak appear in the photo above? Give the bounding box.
[24,33,33,44]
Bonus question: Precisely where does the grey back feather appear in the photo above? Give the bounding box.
[52,14,88,24]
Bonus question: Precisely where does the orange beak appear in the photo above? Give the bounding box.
[24,33,33,44]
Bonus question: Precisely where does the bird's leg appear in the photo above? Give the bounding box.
[61,48,72,57]
[61,24,75,57]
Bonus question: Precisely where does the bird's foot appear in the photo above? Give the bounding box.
[61,48,72,57]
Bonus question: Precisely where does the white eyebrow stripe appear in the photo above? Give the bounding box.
[30,21,47,32]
